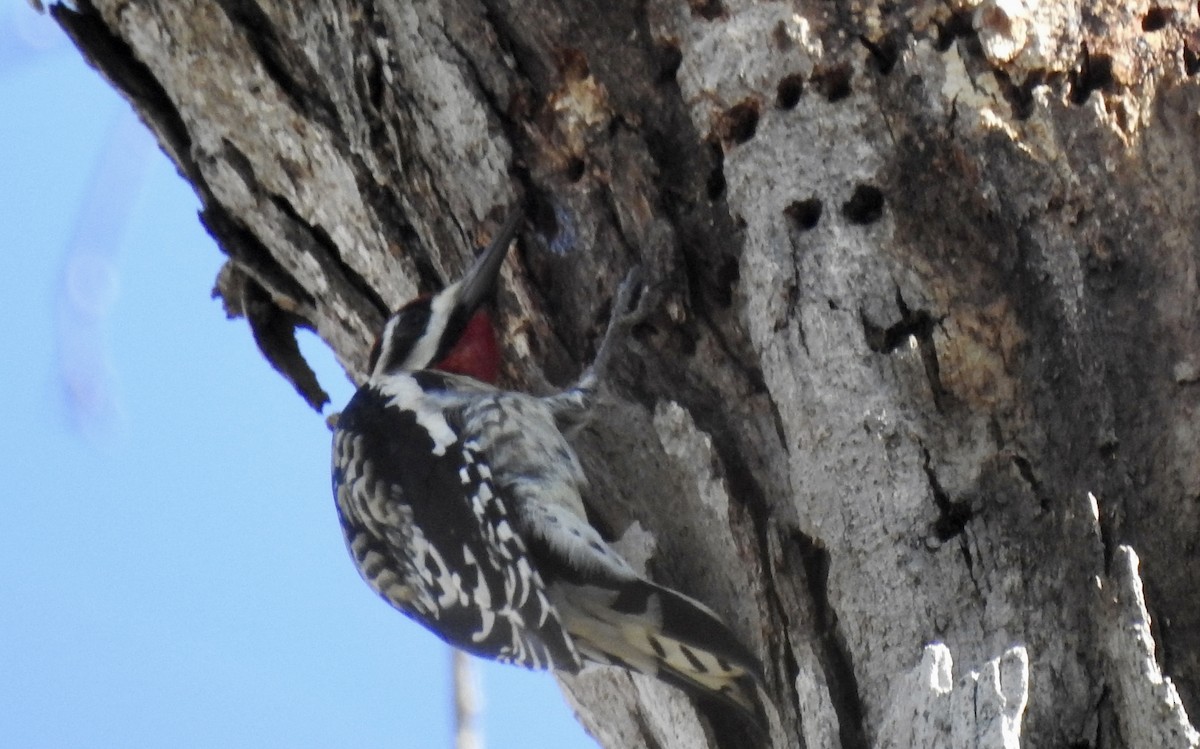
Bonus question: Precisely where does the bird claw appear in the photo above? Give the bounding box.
[610,266,649,330]
[589,266,650,386]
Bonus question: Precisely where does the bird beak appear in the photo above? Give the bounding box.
[454,209,522,313]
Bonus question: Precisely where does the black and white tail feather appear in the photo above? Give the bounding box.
[331,209,766,731]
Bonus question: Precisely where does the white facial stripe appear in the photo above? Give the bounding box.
[404,280,461,371]
[370,316,401,378]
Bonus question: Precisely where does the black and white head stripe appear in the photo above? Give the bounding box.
[368,285,468,378]
[368,211,520,378]
[368,297,433,377]
[406,279,469,373]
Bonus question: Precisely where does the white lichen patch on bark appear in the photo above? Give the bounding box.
[1103,546,1200,749]
[877,643,1028,748]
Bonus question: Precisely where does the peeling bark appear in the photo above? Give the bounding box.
[53,0,1200,746]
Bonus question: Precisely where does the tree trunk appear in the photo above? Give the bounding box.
[54,0,1200,746]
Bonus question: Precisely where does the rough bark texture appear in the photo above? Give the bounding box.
[55,0,1200,746]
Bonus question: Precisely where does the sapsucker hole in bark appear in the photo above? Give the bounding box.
[842,184,885,225]
[1069,45,1114,105]
[718,100,760,145]
[776,74,804,109]
[1185,45,1200,75]
[784,198,823,231]
[565,157,585,183]
[688,0,726,21]
[813,64,853,102]
[1142,6,1173,31]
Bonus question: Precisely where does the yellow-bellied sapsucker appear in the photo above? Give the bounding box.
[331,209,764,725]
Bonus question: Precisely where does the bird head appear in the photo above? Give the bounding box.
[366,211,520,384]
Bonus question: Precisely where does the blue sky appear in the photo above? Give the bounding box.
[0,4,594,747]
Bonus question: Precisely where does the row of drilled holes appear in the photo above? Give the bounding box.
[699,1,1191,140]
[709,28,911,152]
[713,65,855,153]
[782,185,885,233]
[675,6,1190,215]
[949,4,1198,115]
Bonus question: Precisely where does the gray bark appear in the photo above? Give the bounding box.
[55,0,1200,746]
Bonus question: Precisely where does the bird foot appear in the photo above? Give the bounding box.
[589,266,649,384]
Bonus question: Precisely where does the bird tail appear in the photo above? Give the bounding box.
[552,577,765,728]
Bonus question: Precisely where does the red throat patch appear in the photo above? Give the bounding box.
[434,310,501,384]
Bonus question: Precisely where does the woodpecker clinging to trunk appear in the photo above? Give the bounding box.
[331,209,765,726]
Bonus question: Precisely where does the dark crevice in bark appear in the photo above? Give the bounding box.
[478,2,561,103]
[934,10,976,52]
[1094,490,1116,571]
[993,69,1045,120]
[200,205,315,310]
[525,179,566,248]
[359,39,386,114]
[711,255,740,310]
[1146,584,1173,678]
[267,194,391,320]
[1184,45,1200,76]
[52,1,201,186]
[1069,44,1114,105]
[704,698,767,749]
[861,287,945,406]
[959,534,982,596]
[345,152,444,295]
[220,137,258,186]
[655,40,684,84]
[722,452,797,744]
[631,704,669,749]
[778,229,811,356]
[767,590,807,748]
[442,9,519,137]
[709,432,778,563]
[859,34,900,76]
[922,446,973,541]
[212,0,343,135]
[860,304,929,355]
[792,532,868,749]
[1094,684,1112,749]
[705,140,728,201]
[674,249,790,451]
[1009,452,1049,512]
